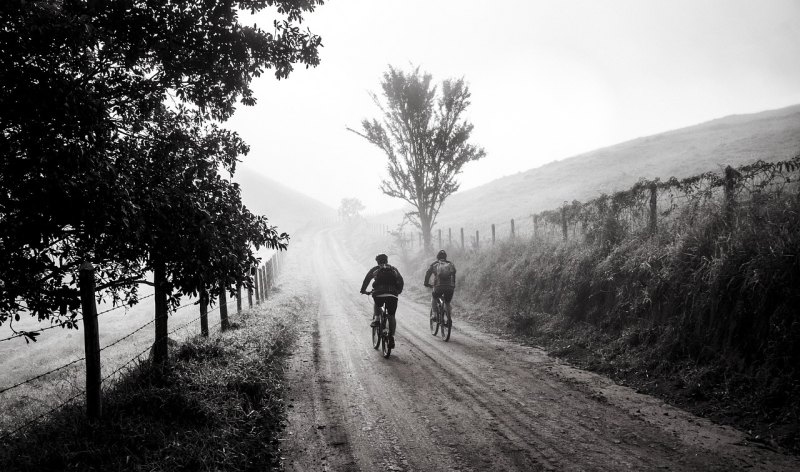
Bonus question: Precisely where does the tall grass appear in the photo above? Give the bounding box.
[456,192,800,447]
[0,301,301,471]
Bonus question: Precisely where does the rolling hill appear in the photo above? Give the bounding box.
[234,168,337,237]
[379,103,800,232]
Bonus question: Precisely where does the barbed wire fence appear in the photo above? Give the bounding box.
[385,155,800,254]
[0,250,286,442]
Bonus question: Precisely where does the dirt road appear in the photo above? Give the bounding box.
[280,227,798,471]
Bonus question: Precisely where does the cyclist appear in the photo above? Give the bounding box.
[424,250,456,323]
[360,253,404,349]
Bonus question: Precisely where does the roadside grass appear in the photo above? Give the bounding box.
[0,294,306,471]
[455,193,800,452]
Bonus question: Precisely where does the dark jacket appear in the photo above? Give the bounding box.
[360,264,404,296]
[424,259,456,288]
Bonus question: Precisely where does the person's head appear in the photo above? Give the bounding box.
[375,253,388,265]
[437,250,447,261]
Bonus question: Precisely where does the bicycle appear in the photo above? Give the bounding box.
[429,293,451,342]
[364,291,391,358]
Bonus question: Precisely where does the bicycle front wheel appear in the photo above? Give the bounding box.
[429,307,439,336]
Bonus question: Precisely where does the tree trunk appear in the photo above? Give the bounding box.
[219,283,230,330]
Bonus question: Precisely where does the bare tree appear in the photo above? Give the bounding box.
[349,66,485,251]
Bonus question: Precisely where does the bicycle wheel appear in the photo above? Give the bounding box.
[381,332,391,358]
[440,307,451,342]
[372,322,381,349]
[429,307,439,336]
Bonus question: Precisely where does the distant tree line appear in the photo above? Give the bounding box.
[0,0,324,363]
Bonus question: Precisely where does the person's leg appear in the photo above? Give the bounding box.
[385,297,398,343]
[432,287,443,316]
[442,288,454,324]
[371,296,381,327]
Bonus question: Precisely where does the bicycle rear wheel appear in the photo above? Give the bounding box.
[440,307,451,342]
[372,320,381,349]
[381,334,391,358]
[429,307,439,336]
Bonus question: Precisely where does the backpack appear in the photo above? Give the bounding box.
[434,261,455,286]
[373,264,398,287]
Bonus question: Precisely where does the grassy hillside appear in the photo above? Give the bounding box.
[411,104,800,230]
[235,167,337,236]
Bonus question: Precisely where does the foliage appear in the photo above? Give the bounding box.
[457,186,800,449]
[350,65,485,251]
[0,0,322,329]
[338,197,365,220]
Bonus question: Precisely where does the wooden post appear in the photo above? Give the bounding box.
[219,284,230,331]
[724,165,738,225]
[648,182,658,235]
[153,258,169,366]
[448,228,452,246]
[236,282,242,315]
[510,219,515,239]
[475,230,480,249]
[268,263,274,293]
[260,266,267,300]
[253,266,261,305]
[79,262,102,420]
[200,286,209,337]
[561,207,568,241]
[247,278,253,309]
[438,229,442,249]
[533,215,539,240]
[491,224,496,244]
[460,227,465,249]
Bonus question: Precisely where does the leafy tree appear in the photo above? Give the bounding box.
[0,0,322,338]
[338,197,366,220]
[349,66,485,251]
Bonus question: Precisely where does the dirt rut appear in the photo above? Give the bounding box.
[280,227,799,471]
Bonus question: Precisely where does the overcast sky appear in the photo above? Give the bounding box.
[227,0,800,213]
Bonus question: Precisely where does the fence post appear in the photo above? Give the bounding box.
[476,230,480,249]
[79,261,102,420]
[532,215,539,240]
[724,165,738,225]
[236,282,242,315]
[438,229,442,249]
[510,219,515,239]
[561,207,568,241]
[200,286,209,337]
[491,224,496,244]
[648,182,658,235]
[460,228,465,249]
[219,284,230,331]
[449,228,452,246]
[260,266,267,300]
[253,266,261,305]
[153,258,169,366]
[247,277,253,309]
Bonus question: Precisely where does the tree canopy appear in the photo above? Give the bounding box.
[338,197,365,220]
[349,66,485,252]
[0,0,322,338]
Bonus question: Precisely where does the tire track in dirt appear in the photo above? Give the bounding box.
[281,226,800,471]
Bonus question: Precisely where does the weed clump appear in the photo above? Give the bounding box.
[0,310,298,471]
[458,193,800,451]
